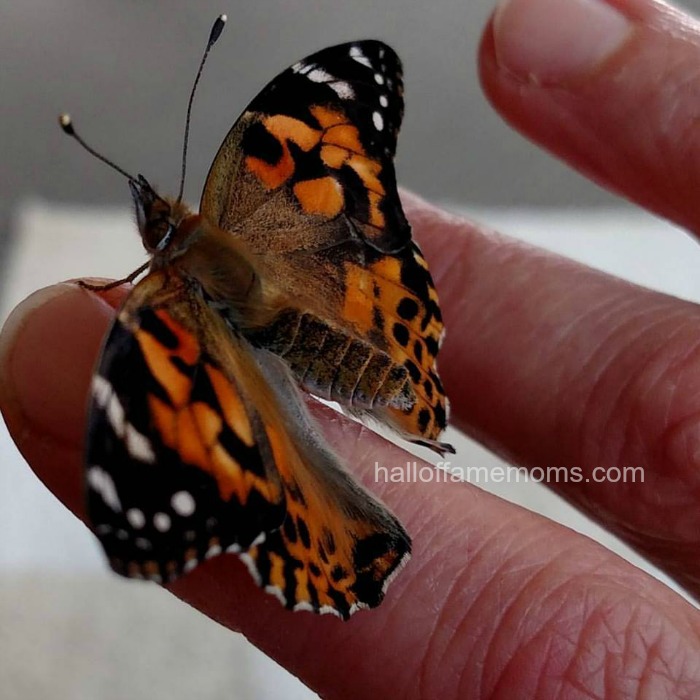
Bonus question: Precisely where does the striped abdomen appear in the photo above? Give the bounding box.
[248,310,414,411]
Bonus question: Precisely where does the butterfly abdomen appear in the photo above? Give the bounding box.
[247,309,414,411]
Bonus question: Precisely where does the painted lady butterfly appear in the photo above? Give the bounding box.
[63,16,453,619]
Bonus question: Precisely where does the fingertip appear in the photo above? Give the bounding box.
[491,0,632,85]
[0,281,126,515]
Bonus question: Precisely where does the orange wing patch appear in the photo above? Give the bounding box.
[340,255,448,445]
[243,413,408,618]
[293,177,344,217]
[134,309,280,505]
[244,107,388,227]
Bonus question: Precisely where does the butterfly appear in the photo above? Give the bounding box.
[65,16,453,620]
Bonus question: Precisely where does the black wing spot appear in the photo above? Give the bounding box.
[297,516,311,549]
[413,340,423,364]
[397,297,419,321]
[433,401,447,429]
[392,323,409,347]
[404,359,421,383]
[283,516,298,544]
[417,408,431,432]
[331,564,348,582]
[138,309,179,350]
[424,335,440,358]
[241,120,284,164]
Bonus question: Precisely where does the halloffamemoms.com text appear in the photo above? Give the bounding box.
[374,462,644,484]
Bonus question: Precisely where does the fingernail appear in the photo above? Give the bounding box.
[493,0,632,83]
[0,284,114,446]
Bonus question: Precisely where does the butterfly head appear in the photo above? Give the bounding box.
[129,175,193,256]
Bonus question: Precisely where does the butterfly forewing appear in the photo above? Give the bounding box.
[87,272,286,581]
[200,40,451,452]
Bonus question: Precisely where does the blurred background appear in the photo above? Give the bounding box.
[2,0,633,237]
[3,0,700,698]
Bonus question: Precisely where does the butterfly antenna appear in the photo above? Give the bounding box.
[176,13,227,204]
[58,114,137,182]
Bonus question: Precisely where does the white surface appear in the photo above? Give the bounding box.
[2,200,700,698]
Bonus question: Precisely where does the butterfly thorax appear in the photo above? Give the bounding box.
[131,182,268,322]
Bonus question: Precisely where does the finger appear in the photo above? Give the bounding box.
[479,0,700,234]
[2,283,700,697]
[401,191,700,594]
[0,282,128,515]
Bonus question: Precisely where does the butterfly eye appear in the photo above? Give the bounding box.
[157,224,176,252]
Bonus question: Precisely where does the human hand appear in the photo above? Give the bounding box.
[4,0,700,696]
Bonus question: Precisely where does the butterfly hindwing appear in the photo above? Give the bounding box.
[239,348,410,619]
[200,41,451,452]
[87,270,410,616]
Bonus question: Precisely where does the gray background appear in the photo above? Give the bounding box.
[5,0,687,237]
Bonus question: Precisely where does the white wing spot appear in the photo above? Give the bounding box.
[329,81,355,99]
[250,532,266,547]
[126,508,146,529]
[125,425,155,463]
[154,512,171,532]
[91,375,112,407]
[318,605,343,619]
[373,111,384,131]
[307,67,333,83]
[349,45,372,69]
[265,585,287,606]
[171,491,196,517]
[105,391,125,435]
[374,73,385,85]
[87,466,122,512]
[379,95,389,107]
[349,601,370,615]
[93,376,154,463]
[183,558,199,573]
[239,552,262,586]
[206,544,222,559]
[135,537,152,551]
